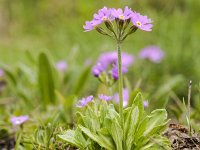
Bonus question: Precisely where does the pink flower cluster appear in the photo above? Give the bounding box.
[92,51,134,80]
[139,46,165,63]
[83,6,152,32]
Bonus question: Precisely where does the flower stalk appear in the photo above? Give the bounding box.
[117,41,124,128]
[117,41,125,148]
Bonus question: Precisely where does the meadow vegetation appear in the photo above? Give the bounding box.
[0,0,200,149]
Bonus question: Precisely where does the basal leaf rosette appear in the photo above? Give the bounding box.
[58,93,170,149]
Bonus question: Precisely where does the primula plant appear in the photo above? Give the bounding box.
[83,6,153,126]
[59,93,170,149]
[58,6,171,149]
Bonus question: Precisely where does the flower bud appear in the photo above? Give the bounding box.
[115,18,120,24]
[123,19,131,30]
[119,20,124,31]
[121,25,138,41]
[128,25,138,34]
[95,26,112,37]
[104,20,114,32]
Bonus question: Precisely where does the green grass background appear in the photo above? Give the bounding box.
[0,0,200,102]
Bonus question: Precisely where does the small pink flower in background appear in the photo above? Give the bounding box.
[131,13,153,31]
[113,89,129,107]
[143,100,149,108]
[111,65,128,80]
[10,115,29,125]
[98,94,112,101]
[139,46,165,63]
[92,62,107,77]
[97,52,133,67]
[56,61,68,72]
[92,51,134,79]
[0,69,4,77]
[76,95,93,108]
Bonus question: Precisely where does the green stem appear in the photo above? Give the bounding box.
[117,41,124,147]
[15,131,22,149]
[188,80,192,136]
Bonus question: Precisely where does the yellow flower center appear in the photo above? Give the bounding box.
[136,21,142,27]
[119,15,124,19]
[102,16,107,20]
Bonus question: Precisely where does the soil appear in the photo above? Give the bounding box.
[0,137,15,150]
[165,123,200,150]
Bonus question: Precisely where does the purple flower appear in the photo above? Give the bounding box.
[131,12,153,31]
[113,89,129,107]
[92,62,107,77]
[0,69,4,77]
[76,95,93,108]
[83,6,153,33]
[98,94,112,101]
[83,7,113,32]
[83,21,97,32]
[93,7,114,23]
[111,65,128,80]
[56,61,68,72]
[10,115,29,125]
[97,52,134,66]
[83,6,133,32]
[92,51,134,78]
[139,46,165,63]
[143,100,149,108]
[111,6,132,20]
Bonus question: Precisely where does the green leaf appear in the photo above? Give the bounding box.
[34,128,45,145]
[58,128,87,149]
[79,125,114,150]
[72,66,91,95]
[132,93,144,122]
[98,101,109,125]
[82,105,100,132]
[4,68,17,86]
[105,106,123,150]
[141,135,171,150]
[125,107,139,149]
[97,128,115,149]
[144,109,168,136]
[128,88,141,107]
[106,104,120,121]
[135,109,168,143]
[38,53,55,108]
[109,118,123,150]
[124,92,144,149]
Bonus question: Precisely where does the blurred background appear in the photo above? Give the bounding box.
[0,0,200,135]
[0,0,199,64]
